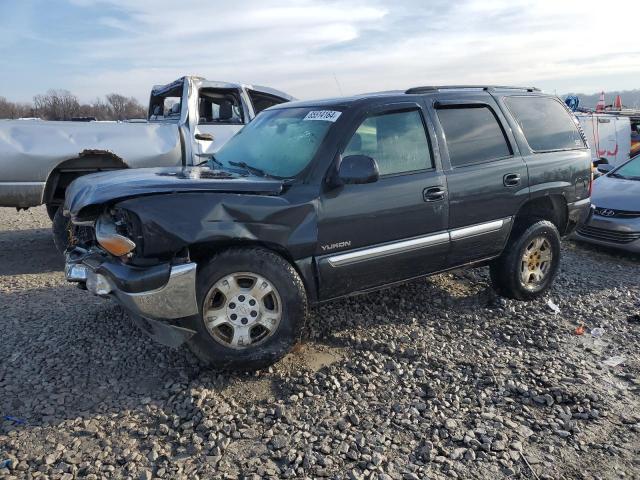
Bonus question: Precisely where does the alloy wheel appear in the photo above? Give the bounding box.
[203,272,282,349]
[520,236,553,289]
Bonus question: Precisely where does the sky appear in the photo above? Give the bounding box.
[1,0,639,104]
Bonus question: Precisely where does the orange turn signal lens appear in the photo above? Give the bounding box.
[95,214,136,257]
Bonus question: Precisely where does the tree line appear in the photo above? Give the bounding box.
[0,90,147,121]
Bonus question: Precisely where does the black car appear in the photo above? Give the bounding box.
[64,86,592,370]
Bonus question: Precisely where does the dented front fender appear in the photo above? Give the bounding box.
[117,191,319,260]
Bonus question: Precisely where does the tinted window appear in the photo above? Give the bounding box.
[505,96,585,151]
[437,106,511,167]
[344,109,432,175]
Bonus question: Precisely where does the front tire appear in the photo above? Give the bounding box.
[489,220,561,300]
[46,203,58,221]
[188,248,308,371]
[52,208,93,254]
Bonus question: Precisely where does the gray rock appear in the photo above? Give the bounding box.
[139,471,152,480]
[270,435,289,450]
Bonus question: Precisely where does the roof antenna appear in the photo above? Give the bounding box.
[333,73,344,96]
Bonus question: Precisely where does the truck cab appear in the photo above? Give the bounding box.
[147,76,293,159]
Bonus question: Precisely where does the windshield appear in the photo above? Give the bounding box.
[612,155,640,180]
[215,107,340,178]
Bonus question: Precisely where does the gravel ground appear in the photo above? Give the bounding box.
[0,206,639,480]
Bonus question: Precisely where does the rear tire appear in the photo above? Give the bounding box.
[489,220,561,300]
[187,248,308,371]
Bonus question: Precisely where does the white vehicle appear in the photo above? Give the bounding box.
[575,112,631,167]
[0,75,293,220]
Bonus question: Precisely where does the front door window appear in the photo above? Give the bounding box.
[344,109,433,175]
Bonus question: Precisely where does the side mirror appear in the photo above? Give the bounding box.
[597,163,613,174]
[336,155,379,185]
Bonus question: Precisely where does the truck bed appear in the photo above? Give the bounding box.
[0,119,182,207]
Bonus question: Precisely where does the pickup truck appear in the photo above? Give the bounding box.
[0,75,292,250]
[64,86,592,371]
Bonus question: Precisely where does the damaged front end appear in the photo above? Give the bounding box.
[62,164,316,349]
[64,206,200,348]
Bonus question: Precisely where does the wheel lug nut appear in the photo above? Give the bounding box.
[238,295,245,302]
[250,311,257,317]
[230,313,237,320]
[249,299,256,306]
[229,302,236,309]
[241,318,248,324]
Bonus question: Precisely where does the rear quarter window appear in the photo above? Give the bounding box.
[505,96,585,152]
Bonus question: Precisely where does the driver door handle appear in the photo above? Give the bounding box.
[423,186,446,202]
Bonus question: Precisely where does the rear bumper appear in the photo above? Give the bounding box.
[565,197,591,234]
[65,248,199,345]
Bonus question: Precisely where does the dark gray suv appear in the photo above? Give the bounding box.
[64,85,592,370]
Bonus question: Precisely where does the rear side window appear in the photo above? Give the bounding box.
[344,109,433,175]
[436,106,511,167]
[505,96,585,151]
[248,90,289,114]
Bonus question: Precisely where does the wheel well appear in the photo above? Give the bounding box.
[188,240,317,301]
[43,151,128,206]
[513,195,568,235]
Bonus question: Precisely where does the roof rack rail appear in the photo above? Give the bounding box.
[405,85,540,94]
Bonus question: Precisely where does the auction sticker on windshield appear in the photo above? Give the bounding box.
[304,110,342,122]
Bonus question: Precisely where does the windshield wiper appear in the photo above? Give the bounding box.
[195,153,224,169]
[228,161,271,178]
[609,172,628,179]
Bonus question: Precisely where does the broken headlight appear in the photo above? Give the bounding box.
[95,208,140,257]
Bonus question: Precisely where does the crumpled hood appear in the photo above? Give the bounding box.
[64,166,284,218]
[592,174,640,211]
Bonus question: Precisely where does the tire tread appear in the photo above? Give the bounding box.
[490,220,560,301]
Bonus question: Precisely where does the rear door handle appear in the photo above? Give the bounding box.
[423,186,446,202]
[503,173,521,187]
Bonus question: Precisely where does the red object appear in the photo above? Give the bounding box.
[596,91,606,112]
[613,95,623,110]
[574,325,585,335]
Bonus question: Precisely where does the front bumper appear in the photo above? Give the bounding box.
[570,209,640,253]
[65,248,199,346]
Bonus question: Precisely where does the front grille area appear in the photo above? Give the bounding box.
[577,225,640,244]
[594,208,640,218]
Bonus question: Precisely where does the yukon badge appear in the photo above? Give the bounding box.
[321,241,351,252]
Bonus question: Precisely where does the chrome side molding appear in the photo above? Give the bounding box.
[327,217,511,267]
[450,218,509,240]
[328,232,449,267]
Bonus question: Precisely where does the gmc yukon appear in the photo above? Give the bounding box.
[64,86,592,370]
